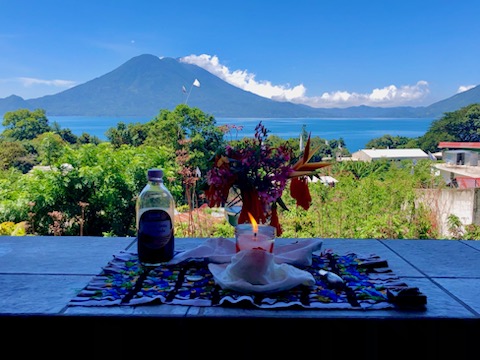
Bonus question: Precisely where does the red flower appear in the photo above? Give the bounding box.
[289,177,311,211]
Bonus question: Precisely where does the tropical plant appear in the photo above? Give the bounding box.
[0,221,26,235]
[277,158,440,239]
[0,105,461,239]
[18,142,179,236]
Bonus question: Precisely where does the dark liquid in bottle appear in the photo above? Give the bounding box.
[137,209,174,265]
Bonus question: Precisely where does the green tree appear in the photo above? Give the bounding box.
[144,108,184,149]
[146,105,224,153]
[106,121,148,148]
[444,103,480,141]
[32,132,66,165]
[1,108,51,141]
[365,134,411,149]
[77,132,102,145]
[417,103,480,152]
[23,142,179,236]
[0,140,28,170]
[50,122,79,144]
[145,105,225,194]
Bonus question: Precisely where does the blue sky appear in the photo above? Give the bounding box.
[1,0,479,108]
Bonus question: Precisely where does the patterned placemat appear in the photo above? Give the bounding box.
[68,249,427,310]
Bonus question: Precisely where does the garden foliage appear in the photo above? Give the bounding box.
[1,104,480,239]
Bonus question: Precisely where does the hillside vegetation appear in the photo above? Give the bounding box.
[1,104,480,239]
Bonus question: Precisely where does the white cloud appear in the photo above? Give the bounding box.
[298,81,430,108]
[180,54,307,101]
[180,54,430,108]
[457,84,476,93]
[17,77,76,88]
[0,77,76,98]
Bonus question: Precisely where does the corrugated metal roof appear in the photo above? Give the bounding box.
[455,176,480,189]
[359,148,429,159]
[438,142,480,149]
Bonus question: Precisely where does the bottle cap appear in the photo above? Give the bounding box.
[147,168,163,181]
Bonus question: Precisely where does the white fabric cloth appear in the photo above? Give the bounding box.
[208,250,316,293]
[168,237,323,293]
[168,237,323,266]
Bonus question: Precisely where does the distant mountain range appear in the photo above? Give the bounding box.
[1,54,479,119]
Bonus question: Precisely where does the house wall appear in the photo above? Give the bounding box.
[416,188,478,238]
[443,150,479,166]
[474,189,480,225]
[351,151,371,162]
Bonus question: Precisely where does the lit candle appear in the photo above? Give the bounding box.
[235,214,276,253]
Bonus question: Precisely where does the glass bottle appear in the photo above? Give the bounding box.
[136,168,175,266]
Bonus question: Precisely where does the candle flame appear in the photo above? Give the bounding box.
[247,212,258,234]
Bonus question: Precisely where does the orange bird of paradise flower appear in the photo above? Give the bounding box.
[290,132,331,209]
[269,133,331,235]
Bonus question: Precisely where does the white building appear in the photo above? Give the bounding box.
[434,142,480,188]
[351,148,430,162]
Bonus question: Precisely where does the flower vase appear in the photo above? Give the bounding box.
[237,188,267,225]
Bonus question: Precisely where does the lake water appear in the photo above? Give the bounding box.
[2,116,435,153]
